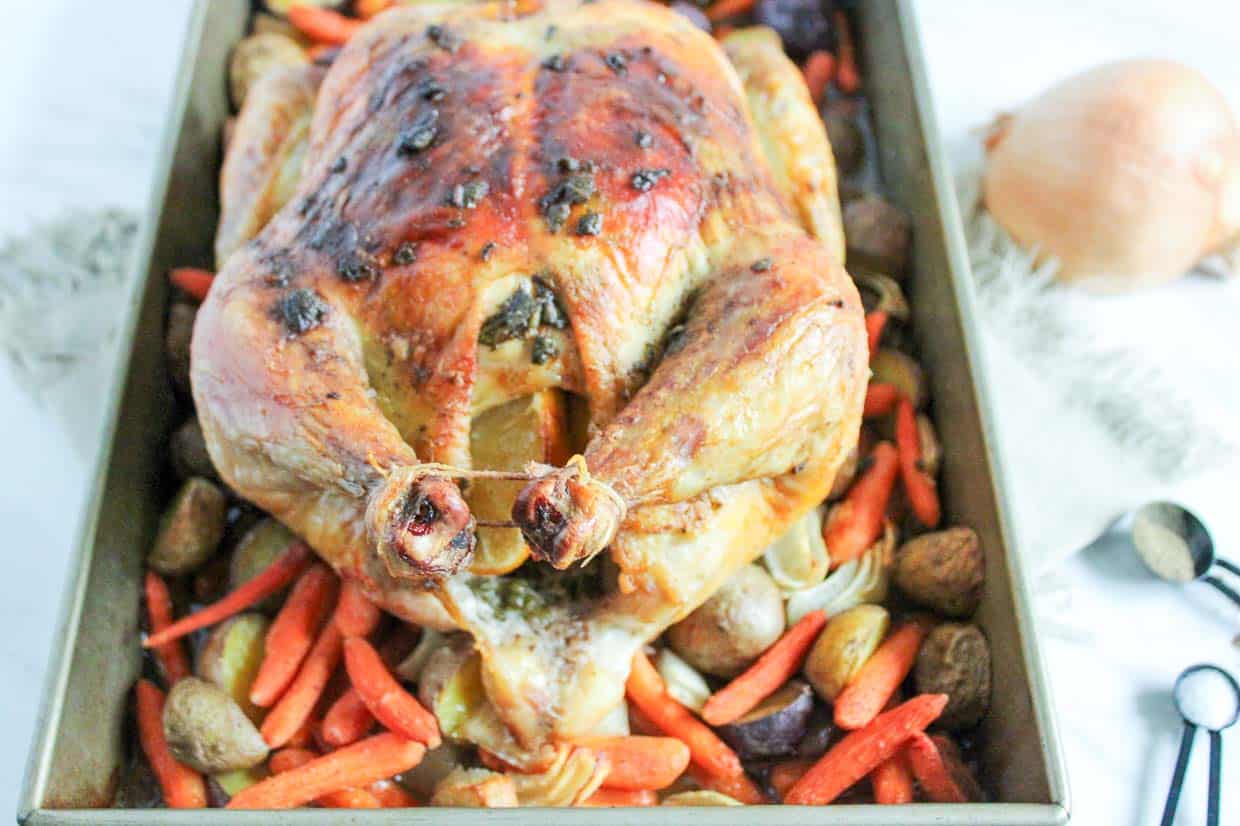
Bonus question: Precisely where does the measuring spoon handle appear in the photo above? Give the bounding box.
[1161,721,1197,826]
[1214,556,1240,578]
[1202,575,1240,608]
[1207,730,1222,826]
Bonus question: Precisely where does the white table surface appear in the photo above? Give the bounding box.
[1,2,1238,823]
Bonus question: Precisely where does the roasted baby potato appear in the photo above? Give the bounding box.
[196,613,269,724]
[229,518,296,613]
[843,191,912,276]
[893,527,984,618]
[870,348,926,410]
[914,623,991,730]
[165,301,195,398]
[228,33,307,110]
[667,564,785,678]
[147,478,227,575]
[170,418,218,483]
[802,604,890,702]
[717,680,814,759]
[162,678,268,773]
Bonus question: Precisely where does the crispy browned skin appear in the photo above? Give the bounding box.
[193,0,864,750]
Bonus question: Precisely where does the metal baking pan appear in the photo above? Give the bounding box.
[18,0,1069,822]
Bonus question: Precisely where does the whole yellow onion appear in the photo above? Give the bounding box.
[983,59,1240,291]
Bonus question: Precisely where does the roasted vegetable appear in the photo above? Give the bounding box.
[929,734,985,800]
[165,301,195,398]
[196,613,269,724]
[229,33,308,111]
[917,412,942,478]
[843,191,912,276]
[509,745,609,806]
[147,478,227,575]
[763,509,830,592]
[869,349,926,410]
[654,648,711,714]
[795,704,837,759]
[663,789,743,806]
[229,518,296,613]
[752,0,832,61]
[893,527,984,618]
[395,628,443,684]
[716,680,814,759]
[667,564,785,678]
[262,0,347,17]
[914,623,991,730]
[802,604,890,702]
[822,103,865,175]
[170,418,217,483]
[827,447,859,501]
[399,742,468,799]
[209,766,267,801]
[416,635,481,738]
[786,525,892,624]
[430,767,518,807]
[162,678,268,773]
[855,273,910,323]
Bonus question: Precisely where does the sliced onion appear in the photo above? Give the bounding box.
[763,508,830,592]
[785,522,894,624]
[394,628,443,683]
[655,648,712,714]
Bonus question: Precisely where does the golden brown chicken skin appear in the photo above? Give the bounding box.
[193,0,865,751]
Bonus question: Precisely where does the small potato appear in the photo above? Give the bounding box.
[667,564,784,678]
[165,301,196,398]
[821,100,865,175]
[196,613,269,724]
[229,33,307,110]
[147,478,227,575]
[843,191,911,276]
[229,518,296,613]
[171,418,218,483]
[870,349,926,410]
[802,604,890,702]
[163,678,268,773]
[893,527,984,618]
[914,623,991,730]
[417,635,482,735]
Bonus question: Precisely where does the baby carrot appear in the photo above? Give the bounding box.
[318,788,382,808]
[824,442,900,567]
[343,636,441,748]
[144,542,312,648]
[863,382,901,418]
[785,694,947,805]
[321,687,376,747]
[802,50,836,103]
[702,610,828,726]
[143,571,190,684]
[231,733,424,809]
[834,620,931,730]
[896,398,941,527]
[134,680,207,808]
[286,5,363,46]
[769,758,814,801]
[335,579,382,638]
[169,267,214,302]
[706,0,757,22]
[625,652,763,804]
[865,310,888,355]
[251,564,339,707]
[580,787,657,807]
[833,9,861,94]
[905,732,968,803]
[569,735,691,791]
[355,0,393,18]
[369,779,421,807]
[268,747,318,775]
[871,751,915,804]
[261,620,343,748]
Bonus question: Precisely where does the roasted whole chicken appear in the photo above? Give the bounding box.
[193,0,866,760]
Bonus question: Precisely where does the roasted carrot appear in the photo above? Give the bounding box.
[686,762,766,804]
[269,747,317,775]
[143,571,190,684]
[306,43,340,62]
[261,620,343,748]
[134,680,207,809]
[369,779,422,807]
[713,23,735,40]
[343,636,442,748]
[569,735,691,791]
[251,564,339,707]
[802,50,836,103]
[834,620,931,730]
[769,758,814,801]
[355,0,393,18]
[230,732,425,809]
[823,441,900,567]
[335,579,382,638]
[624,652,763,804]
[833,10,861,94]
[785,694,947,805]
[706,0,757,22]
[702,610,828,726]
[169,267,214,302]
[871,751,915,804]
[286,5,363,46]
[865,310,888,355]
[896,398,941,527]
[144,542,312,648]
[863,382,902,418]
[318,788,383,808]
[580,787,658,807]
[322,687,376,747]
[905,732,967,803]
